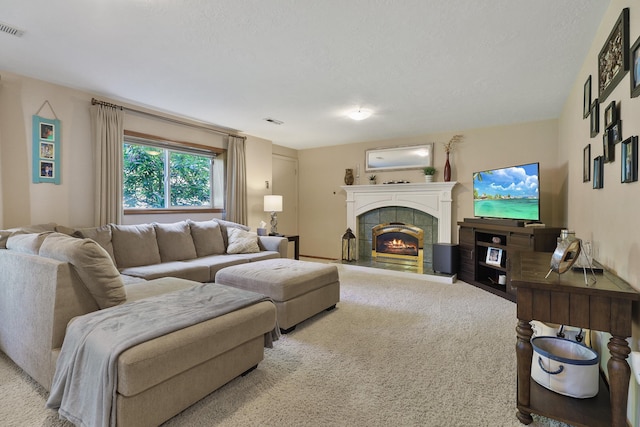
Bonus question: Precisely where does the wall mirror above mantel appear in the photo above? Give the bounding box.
[365,143,433,172]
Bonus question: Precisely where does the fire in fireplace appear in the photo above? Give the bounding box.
[372,222,424,273]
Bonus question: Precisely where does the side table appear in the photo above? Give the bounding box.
[510,251,640,427]
[284,235,299,260]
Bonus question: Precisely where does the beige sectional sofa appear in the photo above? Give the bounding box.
[0,219,288,426]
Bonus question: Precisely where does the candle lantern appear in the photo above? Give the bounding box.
[341,228,356,261]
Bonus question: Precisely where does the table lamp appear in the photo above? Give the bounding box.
[264,195,283,236]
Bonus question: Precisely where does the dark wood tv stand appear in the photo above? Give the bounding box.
[457,220,561,301]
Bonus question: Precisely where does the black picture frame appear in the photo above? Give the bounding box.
[621,136,638,183]
[583,144,591,182]
[598,8,630,103]
[603,130,614,163]
[593,156,604,189]
[590,100,599,138]
[583,75,592,118]
[604,100,617,129]
[630,35,640,98]
[610,120,623,144]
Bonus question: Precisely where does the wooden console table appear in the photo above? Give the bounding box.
[510,251,639,427]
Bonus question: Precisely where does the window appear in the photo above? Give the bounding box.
[123,132,224,212]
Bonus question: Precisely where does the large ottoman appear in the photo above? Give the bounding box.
[215,258,340,333]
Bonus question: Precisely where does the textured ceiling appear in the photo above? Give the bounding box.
[0,1,609,149]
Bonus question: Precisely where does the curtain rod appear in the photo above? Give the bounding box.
[91,98,245,139]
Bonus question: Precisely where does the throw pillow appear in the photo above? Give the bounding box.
[213,218,251,248]
[0,223,57,249]
[226,227,260,254]
[188,219,226,257]
[154,221,197,262]
[39,233,126,309]
[110,223,162,269]
[75,224,116,264]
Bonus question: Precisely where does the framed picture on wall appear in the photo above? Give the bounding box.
[604,101,617,129]
[603,130,614,163]
[598,8,630,103]
[593,156,604,189]
[630,35,640,98]
[621,136,638,183]
[610,121,623,144]
[583,144,591,182]
[590,100,599,138]
[583,75,592,118]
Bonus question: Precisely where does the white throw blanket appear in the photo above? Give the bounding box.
[46,283,278,427]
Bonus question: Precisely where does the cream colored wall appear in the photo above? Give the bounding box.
[297,119,562,259]
[244,134,273,229]
[559,0,640,287]
[0,72,94,228]
[557,2,640,424]
[0,71,270,229]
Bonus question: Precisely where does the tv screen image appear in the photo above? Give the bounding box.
[473,162,540,221]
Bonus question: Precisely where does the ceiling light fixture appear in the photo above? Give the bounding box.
[347,108,372,121]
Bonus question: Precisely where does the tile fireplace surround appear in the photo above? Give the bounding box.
[342,182,457,280]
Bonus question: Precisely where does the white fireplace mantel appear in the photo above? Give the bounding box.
[341,182,457,243]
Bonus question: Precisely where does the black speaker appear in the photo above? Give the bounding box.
[432,243,459,275]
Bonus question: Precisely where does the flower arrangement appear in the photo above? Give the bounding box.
[368,174,377,181]
[443,134,463,154]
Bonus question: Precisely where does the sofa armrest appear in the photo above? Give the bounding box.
[258,236,288,258]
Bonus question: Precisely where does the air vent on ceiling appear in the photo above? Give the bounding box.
[264,117,284,125]
[0,22,24,37]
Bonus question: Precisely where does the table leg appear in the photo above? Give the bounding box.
[516,319,534,424]
[608,335,631,427]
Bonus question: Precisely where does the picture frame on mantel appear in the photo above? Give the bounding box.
[590,100,599,138]
[583,75,591,119]
[598,8,629,103]
[630,35,640,98]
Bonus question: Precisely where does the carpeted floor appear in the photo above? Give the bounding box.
[0,264,573,426]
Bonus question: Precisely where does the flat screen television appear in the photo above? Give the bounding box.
[473,162,540,222]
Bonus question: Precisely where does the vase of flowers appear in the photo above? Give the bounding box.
[442,134,463,182]
[368,175,377,185]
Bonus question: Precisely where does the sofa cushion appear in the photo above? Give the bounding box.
[0,222,57,249]
[119,261,211,283]
[188,220,226,257]
[213,219,250,248]
[74,225,116,264]
[6,232,52,254]
[39,233,126,309]
[226,228,260,254]
[154,221,197,262]
[111,224,161,268]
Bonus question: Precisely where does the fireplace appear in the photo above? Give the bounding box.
[372,222,424,273]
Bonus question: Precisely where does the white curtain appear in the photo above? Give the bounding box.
[225,136,247,225]
[90,105,124,225]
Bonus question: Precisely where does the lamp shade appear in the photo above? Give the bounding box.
[264,195,283,212]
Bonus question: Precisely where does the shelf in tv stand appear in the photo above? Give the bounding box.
[478,261,506,272]
[457,221,562,301]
